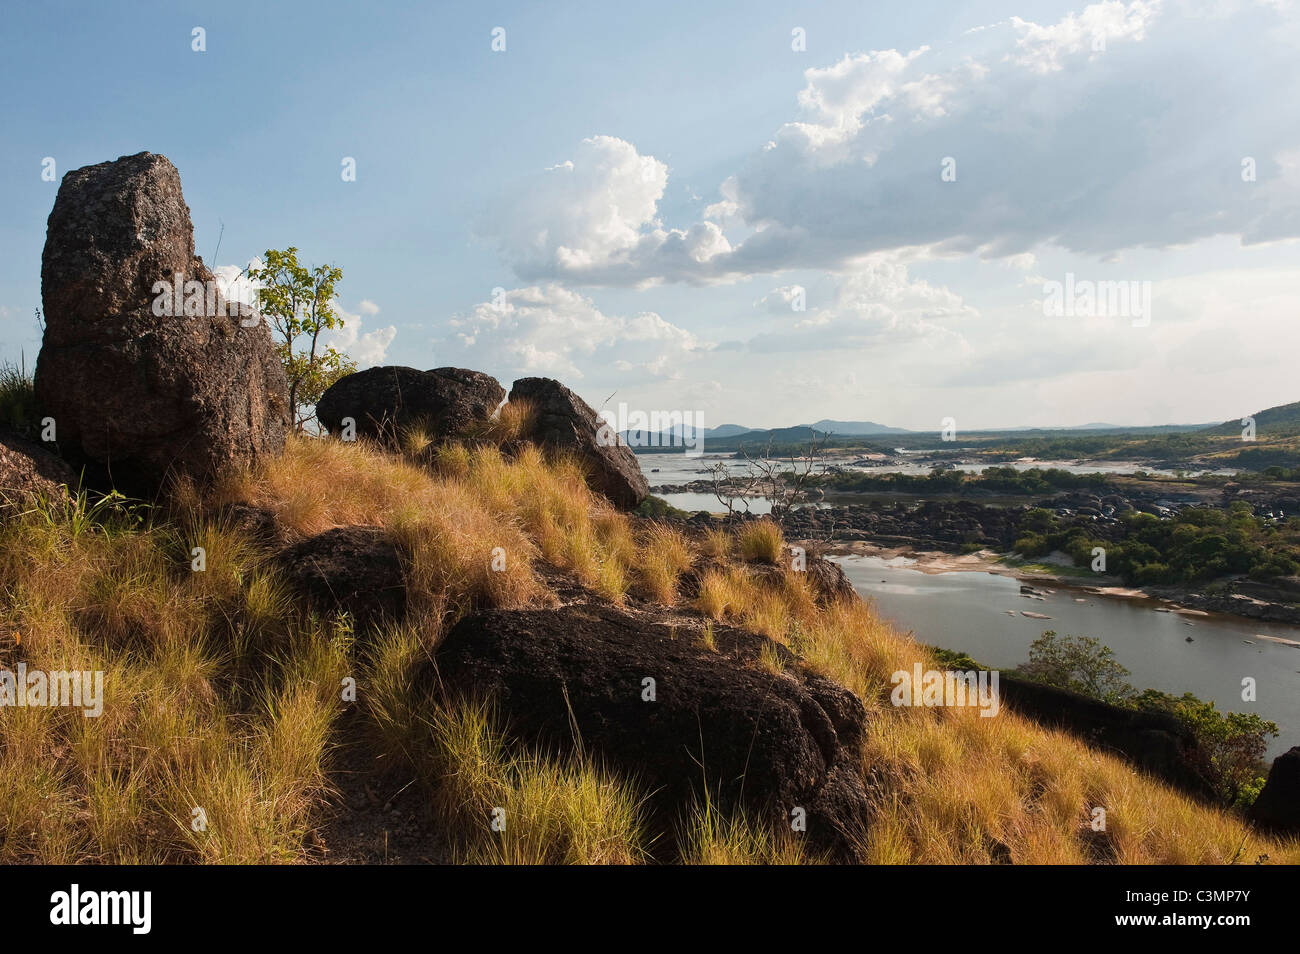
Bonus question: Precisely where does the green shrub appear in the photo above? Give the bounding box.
[1134,689,1278,807]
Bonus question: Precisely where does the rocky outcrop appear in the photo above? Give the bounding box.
[0,431,77,512]
[278,526,406,630]
[507,377,648,509]
[35,152,288,497]
[806,552,857,603]
[998,675,1215,799]
[1173,586,1300,626]
[425,600,870,860]
[315,366,505,446]
[778,499,1024,549]
[1250,745,1300,834]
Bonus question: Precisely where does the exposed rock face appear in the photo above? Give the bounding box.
[427,600,870,860]
[35,152,288,496]
[315,366,504,445]
[278,526,406,630]
[1250,745,1300,833]
[998,675,1216,799]
[507,377,648,509]
[0,432,77,512]
[803,552,857,604]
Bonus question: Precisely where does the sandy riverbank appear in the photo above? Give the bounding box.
[814,540,1209,612]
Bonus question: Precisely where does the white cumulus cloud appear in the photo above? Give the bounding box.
[440,284,709,383]
[482,0,1300,285]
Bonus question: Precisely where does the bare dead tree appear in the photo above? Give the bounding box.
[722,429,829,526]
[708,459,755,516]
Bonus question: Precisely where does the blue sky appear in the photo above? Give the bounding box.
[2,0,1298,429]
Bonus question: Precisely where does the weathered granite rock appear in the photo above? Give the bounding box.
[426,600,870,859]
[278,526,406,630]
[315,366,504,446]
[0,431,77,513]
[36,152,288,496]
[1250,744,1300,834]
[507,377,648,509]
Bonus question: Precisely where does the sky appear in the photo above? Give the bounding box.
[1,0,1297,430]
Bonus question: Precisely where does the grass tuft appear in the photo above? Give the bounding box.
[737,520,784,564]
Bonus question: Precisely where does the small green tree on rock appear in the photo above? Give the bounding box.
[248,247,356,432]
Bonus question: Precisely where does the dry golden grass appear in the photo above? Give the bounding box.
[493,398,537,445]
[634,523,693,604]
[681,797,814,865]
[1,438,1295,865]
[0,501,344,863]
[736,519,784,564]
[700,526,733,560]
[688,533,1300,865]
[453,397,537,450]
[757,640,788,676]
[699,620,717,653]
[790,598,1297,865]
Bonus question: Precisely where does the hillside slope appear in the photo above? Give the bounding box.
[1207,399,1300,438]
[1,433,1295,864]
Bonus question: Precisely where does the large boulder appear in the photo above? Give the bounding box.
[426,600,870,860]
[278,526,406,630]
[507,377,648,509]
[315,366,504,445]
[35,152,289,497]
[0,432,77,513]
[1250,745,1300,834]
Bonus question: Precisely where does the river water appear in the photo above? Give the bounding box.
[637,450,1300,756]
[831,554,1300,758]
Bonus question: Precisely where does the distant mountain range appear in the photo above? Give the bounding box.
[620,420,905,445]
[621,419,1203,443]
[619,399,1300,451]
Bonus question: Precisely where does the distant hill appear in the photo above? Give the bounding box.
[978,423,1123,432]
[619,422,755,447]
[810,419,912,435]
[1205,400,1300,439]
[735,425,832,445]
[707,423,755,438]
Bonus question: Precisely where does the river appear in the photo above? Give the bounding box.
[831,554,1300,758]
